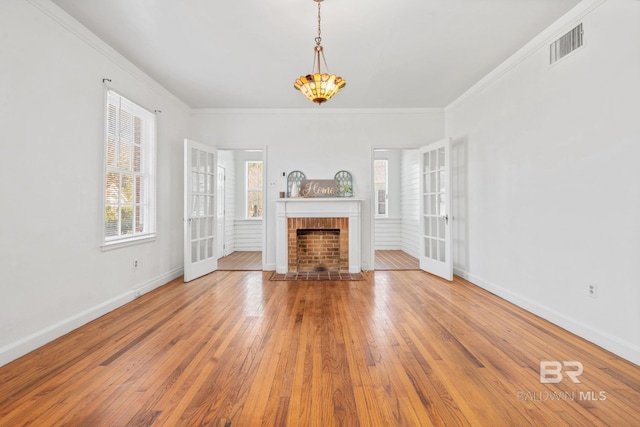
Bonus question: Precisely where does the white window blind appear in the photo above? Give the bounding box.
[104,90,156,244]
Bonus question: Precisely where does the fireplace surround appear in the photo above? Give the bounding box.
[275,198,362,274]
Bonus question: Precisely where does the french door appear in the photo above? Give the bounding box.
[418,138,453,281]
[184,139,217,282]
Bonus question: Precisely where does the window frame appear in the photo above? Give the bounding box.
[374,159,388,218]
[102,89,157,249]
[246,160,263,219]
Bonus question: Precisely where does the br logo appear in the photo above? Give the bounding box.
[540,361,583,384]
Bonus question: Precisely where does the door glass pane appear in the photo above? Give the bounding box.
[207,237,214,257]
[199,173,206,193]
[191,219,198,240]
[191,241,198,263]
[199,196,206,216]
[208,217,215,237]
[192,172,198,193]
[439,194,446,216]
[438,217,445,238]
[439,240,446,262]
[199,151,207,172]
[191,148,198,171]
[430,195,437,215]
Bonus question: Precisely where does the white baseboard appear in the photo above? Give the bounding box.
[0,267,183,367]
[262,263,276,271]
[454,268,640,367]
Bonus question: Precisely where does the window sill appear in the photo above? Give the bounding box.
[101,234,157,251]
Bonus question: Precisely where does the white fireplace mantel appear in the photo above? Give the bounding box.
[275,198,362,273]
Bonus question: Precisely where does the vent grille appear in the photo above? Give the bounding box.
[550,23,583,64]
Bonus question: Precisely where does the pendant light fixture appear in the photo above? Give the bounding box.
[293,0,346,105]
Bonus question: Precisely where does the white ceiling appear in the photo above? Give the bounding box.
[51,0,583,109]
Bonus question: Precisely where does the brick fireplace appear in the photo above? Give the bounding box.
[288,217,348,272]
[275,198,361,274]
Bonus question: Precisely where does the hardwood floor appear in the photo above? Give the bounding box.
[217,251,262,270]
[1,271,639,426]
[375,250,419,270]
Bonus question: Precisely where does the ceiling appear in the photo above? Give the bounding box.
[51,0,583,109]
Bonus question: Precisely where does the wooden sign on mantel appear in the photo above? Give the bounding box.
[299,180,338,198]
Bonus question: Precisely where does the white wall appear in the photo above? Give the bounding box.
[0,0,191,366]
[191,109,445,270]
[446,0,640,364]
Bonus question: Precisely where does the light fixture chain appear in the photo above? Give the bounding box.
[315,1,322,45]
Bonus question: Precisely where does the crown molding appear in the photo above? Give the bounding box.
[25,0,190,111]
[191,107,444,117]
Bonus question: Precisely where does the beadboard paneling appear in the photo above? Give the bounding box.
[374,218,402,250]
[234,219,262,251]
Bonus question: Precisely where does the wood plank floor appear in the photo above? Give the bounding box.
[1,271,639,426]
[375,250,419,270]
[217,251,262,270]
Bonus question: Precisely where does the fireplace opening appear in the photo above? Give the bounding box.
[296,229,340,272]
[287,217,349,273]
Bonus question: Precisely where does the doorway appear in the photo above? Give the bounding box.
[372,148,420,270]
[216,149,264,271]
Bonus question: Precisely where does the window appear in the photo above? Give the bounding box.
[246,161,263,218]
[374,159,388,217]
[104,90,156,244]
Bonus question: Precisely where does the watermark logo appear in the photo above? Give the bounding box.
[515,360,607,402]
[540,361,583,384]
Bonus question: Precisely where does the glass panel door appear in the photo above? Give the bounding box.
[419,139,452,281]
[184,139,217,282]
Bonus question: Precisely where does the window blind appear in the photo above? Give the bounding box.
[104,90,156,244]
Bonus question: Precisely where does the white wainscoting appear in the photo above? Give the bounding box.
[374,218,402,250]
[401,220,420,258]
[233,219,262,251]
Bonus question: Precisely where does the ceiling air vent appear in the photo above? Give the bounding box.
[550,23,583,64]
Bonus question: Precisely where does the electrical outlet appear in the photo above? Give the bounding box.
[134,259,139,269]
[588,283,597,298]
